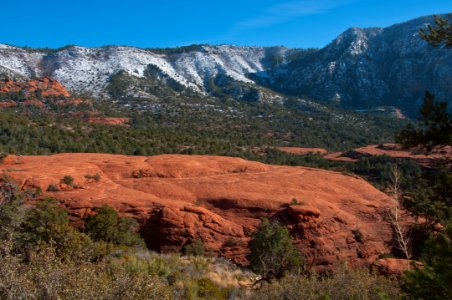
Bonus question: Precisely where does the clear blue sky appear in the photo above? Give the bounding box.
[2,0,451,49]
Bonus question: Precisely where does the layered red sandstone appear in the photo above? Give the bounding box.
[0,77,70,97]
[0,153,397,269]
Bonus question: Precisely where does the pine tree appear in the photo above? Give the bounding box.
[400,16,452,300]
[397,91,452,150]
[84,205,143,247]
[248,218,302,281]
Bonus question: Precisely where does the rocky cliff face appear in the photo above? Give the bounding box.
[0,15,450,113]
[0,77,95,109]
[0,77,70,97]
[258,15,452,114]
[0,153,399,269]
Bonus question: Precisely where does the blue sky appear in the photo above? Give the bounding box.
[2,0,451,49]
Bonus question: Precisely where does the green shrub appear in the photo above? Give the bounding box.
[45,223,113,262]
[352,228,364,243]
[21,198,69,244]
[16,198,110,261]
[223,238,238,247]
[183,239,205,256]
[248,218,303,281]
[403,224,452,300]
[290,198,301,205]
[0,182,26,239]
[377,253,396,259]
[0,153,7,164]
[84,205,143,247]
[34,186,42,196]
[61,175,74,186]
[85,173,101,181]
[189,278,228,300]
[46,184,60,192]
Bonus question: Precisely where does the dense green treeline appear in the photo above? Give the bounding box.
[0,95,404,156]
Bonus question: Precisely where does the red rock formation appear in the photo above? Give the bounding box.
[0,79,17,93]
[0,77,70,98]
[0,153,397,269]
[0,78,121,123]
[0,100,17,108]
[28,77,71,97]
[372,258,422,277]
[354,144,451,165]
[324,144,451,166]
[20,99,46,108]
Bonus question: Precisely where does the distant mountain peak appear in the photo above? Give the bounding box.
[256,14,451,114]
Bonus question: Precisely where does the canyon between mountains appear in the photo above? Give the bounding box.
[0,153,401,269]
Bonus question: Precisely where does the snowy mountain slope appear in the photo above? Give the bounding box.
[0,44,44,79]
[0,14,450,114]
[0,44,289,97]
[256,15,452,114]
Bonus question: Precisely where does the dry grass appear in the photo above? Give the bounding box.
[247,266,403,300]
[0,242,255,300]
[0,244,171,300]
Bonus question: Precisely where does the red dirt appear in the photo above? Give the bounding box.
[0,153,398,269]
[355,144,451,161]
[323,152,359,162]
[277,147,328,155]
[324,144,451,166]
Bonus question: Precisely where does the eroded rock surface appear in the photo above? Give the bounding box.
[372,258,422,277]
[0,77,70,97]
[0,153,397,268]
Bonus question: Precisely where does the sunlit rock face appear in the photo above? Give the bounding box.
[1,153,397,270]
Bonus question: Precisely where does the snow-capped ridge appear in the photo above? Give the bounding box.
[0,43,288,96]
[0,13,450,113]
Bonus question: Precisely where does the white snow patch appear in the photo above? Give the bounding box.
[0,44,288,96]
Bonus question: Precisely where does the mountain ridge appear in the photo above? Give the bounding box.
[0,14,450,114]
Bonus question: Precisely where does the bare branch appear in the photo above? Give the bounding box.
[387,163,412,259]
